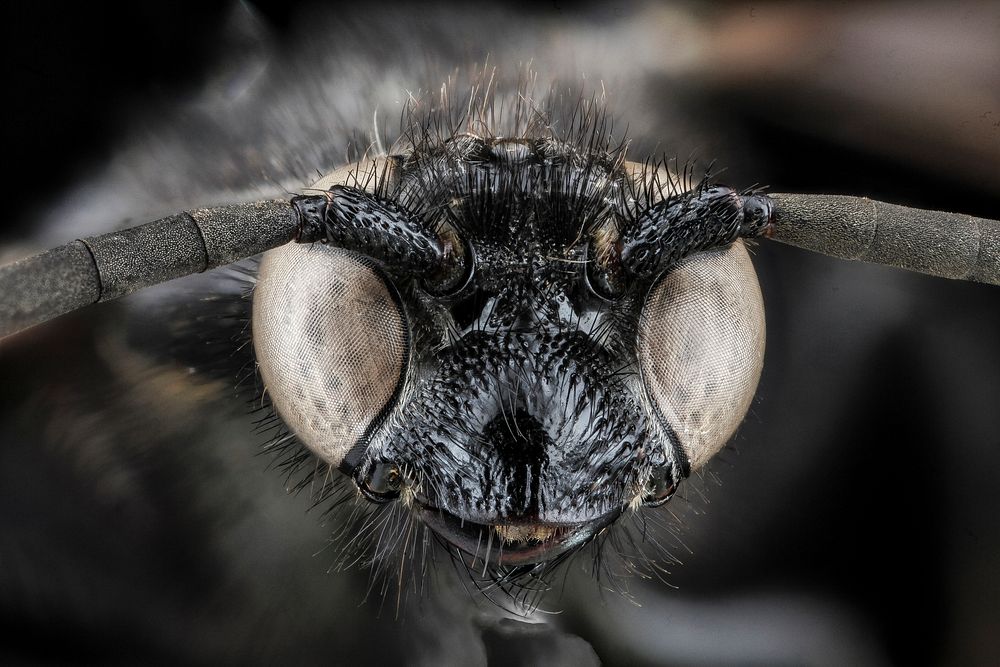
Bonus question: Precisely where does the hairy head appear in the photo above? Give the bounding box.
[252,77,765,602]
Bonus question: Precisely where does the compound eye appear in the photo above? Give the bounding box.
[357,461,403,503]
[252,243,408,472]
[637,240,765,471]
[642,466,677,508]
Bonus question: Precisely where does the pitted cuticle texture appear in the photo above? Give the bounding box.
[253,243,408,468]
[638,240,765,470]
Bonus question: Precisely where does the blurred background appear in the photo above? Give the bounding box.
[1,1,998,664]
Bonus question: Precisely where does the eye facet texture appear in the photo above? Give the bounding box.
[253,243,408,469]
[638,240,765,470]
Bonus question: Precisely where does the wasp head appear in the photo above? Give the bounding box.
[253,99,765,587]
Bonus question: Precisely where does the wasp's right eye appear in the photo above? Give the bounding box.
[252,243,409,472]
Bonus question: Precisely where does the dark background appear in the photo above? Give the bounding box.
[1,2,998,665]
[3,2,997,237]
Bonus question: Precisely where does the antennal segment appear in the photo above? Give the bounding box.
[765,194,999,285]
[0,183,465,339]
[0,199,302,338]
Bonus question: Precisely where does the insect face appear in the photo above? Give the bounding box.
[253,120,766,571]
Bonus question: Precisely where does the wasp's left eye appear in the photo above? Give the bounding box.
[642,466,677,507]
